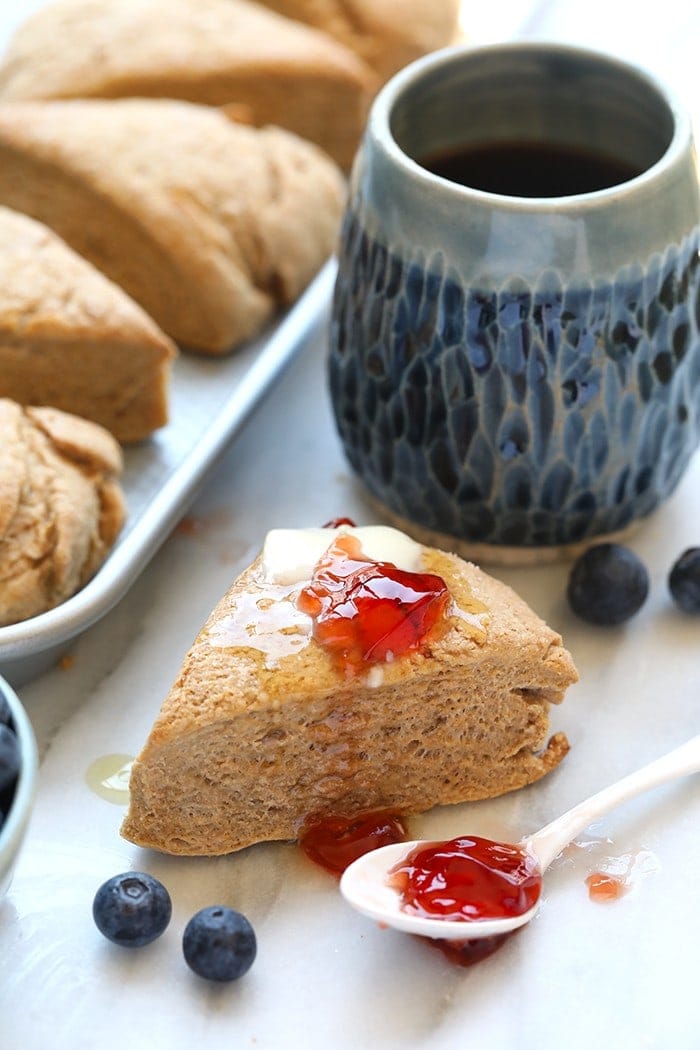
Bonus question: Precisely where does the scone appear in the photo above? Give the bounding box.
[0,99,346,353]
[257,0,462,80]
[0,399,125,627]
[0,0,375,169]
[0,206,174,443]
[121,524,578,856]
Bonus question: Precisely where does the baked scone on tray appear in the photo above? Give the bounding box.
[121,524,578,856]
[0,0,375,169]
[0,99,346,353]
[0,206,174,443]
[257,0,462,79]
[0,399,125,627]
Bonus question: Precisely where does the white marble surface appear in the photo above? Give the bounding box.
[2,2,700,1048]
[3,318,700,1049]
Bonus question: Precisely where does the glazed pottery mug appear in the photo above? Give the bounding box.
[329,43,700,562]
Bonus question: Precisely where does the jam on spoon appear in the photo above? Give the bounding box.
[388,836,542,922]
[341,733,700,947]
[388,836,541,967]
[300,817,523,967]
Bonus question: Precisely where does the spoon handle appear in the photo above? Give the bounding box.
[527,732,700,870]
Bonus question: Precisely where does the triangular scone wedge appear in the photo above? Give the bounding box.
[0,99,345,353]
[0,207,174,443]
[0,0,376,169]
[121,526,578,856]
[257,0,461,80]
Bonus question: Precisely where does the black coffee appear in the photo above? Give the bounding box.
[419,140,642,197]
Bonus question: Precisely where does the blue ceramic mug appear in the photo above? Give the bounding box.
[329,43,700,561]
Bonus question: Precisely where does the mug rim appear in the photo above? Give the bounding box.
[368,41,693,211]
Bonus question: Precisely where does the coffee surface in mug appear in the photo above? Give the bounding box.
[419,140,643,197]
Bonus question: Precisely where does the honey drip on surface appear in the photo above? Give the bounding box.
[85,754,133,804]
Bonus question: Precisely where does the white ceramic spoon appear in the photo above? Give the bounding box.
[340,733,700,941]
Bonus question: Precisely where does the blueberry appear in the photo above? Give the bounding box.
[567,543,649,625]
[669,548,700,613]
[0,723,20,793]
[93,872,172,948]
[183,906,257,982]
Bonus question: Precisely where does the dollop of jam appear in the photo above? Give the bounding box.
[300,818,528,968]
[428,932,517,968]
[388,835,542,922]
[322,517,357,529]
[299,811,408,877]
[297,533,450,675]
[585,871,628,902]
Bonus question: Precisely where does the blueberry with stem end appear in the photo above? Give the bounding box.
[93,872,172,948]
[183,906,257,982]
[669,548,700,613]
[567,543,649,626]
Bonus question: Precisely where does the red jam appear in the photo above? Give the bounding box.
[586,871,628,902]
[429,931,518,968]
[322,517,357,528]
[297,534,450,675]
[388,836,542,922]
[299,811,408,877]
[300,818,526,968]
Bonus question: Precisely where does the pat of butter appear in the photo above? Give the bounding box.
[261,525,423,585]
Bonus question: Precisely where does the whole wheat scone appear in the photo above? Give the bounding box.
[0,99,346,353]
[0,206,175,443]
[121,528,578,856]
[0,0,375,169]
[257,0,462,80]
[0,399,125,627]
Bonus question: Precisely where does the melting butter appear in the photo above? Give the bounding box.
[209,526,491,665]
[261,525,422,585]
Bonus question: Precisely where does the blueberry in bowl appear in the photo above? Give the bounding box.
[0,675,38,900]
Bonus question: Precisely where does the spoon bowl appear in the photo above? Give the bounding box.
[340,839,540,941]
[340,733,700,941]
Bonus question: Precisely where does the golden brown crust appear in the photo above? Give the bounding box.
[257,0,462,79]
[0,0,376,168]
[0,206,174,442]
[122,545,578,855]
[0,398,126,626]
[0,100,346,353]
